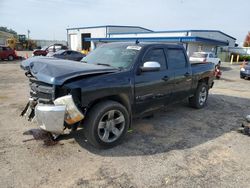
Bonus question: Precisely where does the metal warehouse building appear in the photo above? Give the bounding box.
[67,25,236,56]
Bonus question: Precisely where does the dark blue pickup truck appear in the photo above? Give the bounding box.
[21,42,215,148]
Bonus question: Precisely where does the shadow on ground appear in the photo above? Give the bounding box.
[55,94,249,157]
[220,66,232,72]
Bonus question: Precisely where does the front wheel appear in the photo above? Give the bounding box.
[84,100,129,149]
[8,55,14,61]
[189,83,209,109]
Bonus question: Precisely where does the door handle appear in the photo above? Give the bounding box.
[184,72,190,77]
[162,76,169,81]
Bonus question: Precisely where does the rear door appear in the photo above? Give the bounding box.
[134,47,174,115]
[166,48,192,101]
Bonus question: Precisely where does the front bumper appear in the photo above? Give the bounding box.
[240,71,250,78]
[36,105,66,134]
[22,95,84,135]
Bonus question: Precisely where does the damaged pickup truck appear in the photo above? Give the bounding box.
[20,42,215,148]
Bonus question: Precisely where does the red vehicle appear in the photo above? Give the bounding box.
[33,44,68,56]
[0,45,18,61]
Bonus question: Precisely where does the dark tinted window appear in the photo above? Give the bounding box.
[71,51,79,55]
[66,51,72,55]
[143,48,166,70]
[167,49,187,69]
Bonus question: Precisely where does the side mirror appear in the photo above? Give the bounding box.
[140,61,161,72]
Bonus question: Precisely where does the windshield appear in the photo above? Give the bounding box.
[192,52,208,58]
[41,46,48,50]
[81,43,141,69]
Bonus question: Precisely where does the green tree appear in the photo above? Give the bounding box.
[0,26,17,36]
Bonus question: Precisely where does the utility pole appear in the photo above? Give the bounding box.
[27,29,30,39]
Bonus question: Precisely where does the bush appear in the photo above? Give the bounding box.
[239,55,250,62]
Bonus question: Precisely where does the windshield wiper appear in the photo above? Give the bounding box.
[96,63,112,67]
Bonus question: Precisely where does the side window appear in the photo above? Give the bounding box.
[209,53,213,58]
[73,51,77,55]
[48,46,54,52]
[143,48,166,70]
[167,49,187,69]
[2,47,7,51]
[0,47,2,51]
[66,51,72,55]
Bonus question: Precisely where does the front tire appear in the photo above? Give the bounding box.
[8,55,14,61]
[84,100,129,149]
[189,83,209,109]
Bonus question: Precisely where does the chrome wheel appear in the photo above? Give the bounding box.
[97,110,125,143]
[199,86,207,106]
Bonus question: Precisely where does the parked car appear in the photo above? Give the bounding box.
[190,52,221,67]
[0,45,18,61]
[49,50,86,61]
[240,62,250,79]
[20,42,215,148]
[32,44,68,56]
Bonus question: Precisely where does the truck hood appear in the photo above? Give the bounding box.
[20,56,118,85]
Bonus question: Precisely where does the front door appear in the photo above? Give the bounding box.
[134,47,174,115]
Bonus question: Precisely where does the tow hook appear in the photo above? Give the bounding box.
[20,98,37,121]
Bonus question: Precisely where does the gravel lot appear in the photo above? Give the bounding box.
[0,59,250,188]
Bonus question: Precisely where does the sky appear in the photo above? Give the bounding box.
[0,0,249,45]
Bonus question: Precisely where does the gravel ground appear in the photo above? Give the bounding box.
[0,59,250,188]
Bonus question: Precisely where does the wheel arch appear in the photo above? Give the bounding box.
[198,77,209,85]
[84,94,132,129]
[86,94,131,115]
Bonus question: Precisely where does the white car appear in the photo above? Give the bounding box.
[190,52,221,67]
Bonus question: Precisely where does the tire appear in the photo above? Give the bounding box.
[189,82,209,109]
[84,100,129,149]
[8,55,14,61]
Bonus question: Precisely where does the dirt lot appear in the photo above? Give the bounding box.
[0,59,250,188]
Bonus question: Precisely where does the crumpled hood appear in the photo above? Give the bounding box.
[20,56,118,85]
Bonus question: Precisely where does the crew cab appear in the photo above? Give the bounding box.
[190,52,221,67]
[20,42,215,148]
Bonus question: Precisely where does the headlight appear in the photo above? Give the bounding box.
[54,95,84,124]
[241,67,245,71]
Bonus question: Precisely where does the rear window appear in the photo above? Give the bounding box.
[167,49,187,69]
[192,52,208,58]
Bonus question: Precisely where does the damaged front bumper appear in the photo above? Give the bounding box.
[21,95,84,135]
[35,105,66,134]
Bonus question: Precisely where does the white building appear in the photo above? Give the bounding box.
[67,25,236,56]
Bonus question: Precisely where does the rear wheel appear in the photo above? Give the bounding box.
[84,100,129,149]
[8,55,14,61]
[189,82,208,109]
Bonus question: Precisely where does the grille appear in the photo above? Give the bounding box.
[29,78,55,104]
